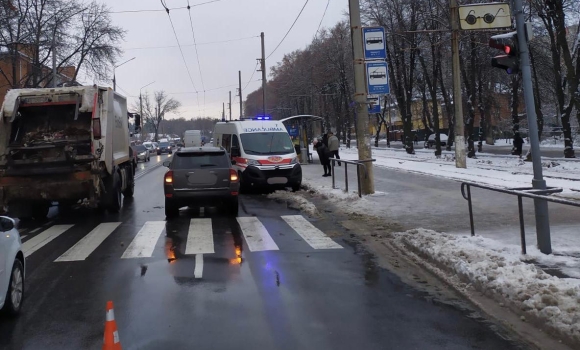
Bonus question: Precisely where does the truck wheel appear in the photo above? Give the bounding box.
[31,202,50,220]
[105,173,122,213]
[123,166,135,198]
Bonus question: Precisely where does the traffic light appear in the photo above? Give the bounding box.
[489,31,519,74]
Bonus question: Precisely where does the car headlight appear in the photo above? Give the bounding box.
[247,159,260,166]
[290,157,298,164]
[139,152,146,156]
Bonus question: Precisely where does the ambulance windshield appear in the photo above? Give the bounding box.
[240,132,294,155]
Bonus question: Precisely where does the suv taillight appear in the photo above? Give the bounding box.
[230,169,238,182]
[165,171,174,184]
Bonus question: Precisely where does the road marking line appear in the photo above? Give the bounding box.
[22,225,74,258]
[121,221,166,259]
[236,217,279,252]
[281,215,343,250]
[55,222,121,262]
[29,226,44,234]
[20,235,27,240]
[185,219,214,254]
[194,254,203,278]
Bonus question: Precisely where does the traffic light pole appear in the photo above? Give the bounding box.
[512,0,551,254]
[450,0,466,168]
[348,0,374,195]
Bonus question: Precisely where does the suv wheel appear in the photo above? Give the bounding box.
[165,199,179,219]
[2,258,24,316]
[227,197,239,217]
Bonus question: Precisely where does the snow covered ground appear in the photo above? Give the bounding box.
[337,146,580,197]
[269,149,580,346]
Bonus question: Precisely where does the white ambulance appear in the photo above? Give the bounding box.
[213,117,302,191]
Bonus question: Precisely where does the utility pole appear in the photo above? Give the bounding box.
[222,102,225,121]
[348,0,374,194]
[450,0,466,168]
[229,91,232,121]
[238,70,243,119]
[52,37,57,88]
[260,32,267,116]
[512,0,551,254]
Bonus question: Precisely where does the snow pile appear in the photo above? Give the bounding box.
[394,229,580,345]
[267,190,319,217]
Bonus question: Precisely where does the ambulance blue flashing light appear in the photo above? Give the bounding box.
[254,114,272,120]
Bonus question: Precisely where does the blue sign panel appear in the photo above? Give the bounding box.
[366,62,389,95]
[287,126,299,137]
[368,97,381,114]
[363,27,386,60]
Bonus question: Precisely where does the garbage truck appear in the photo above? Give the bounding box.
[0,85,136,218]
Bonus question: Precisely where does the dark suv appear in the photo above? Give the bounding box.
[157,141,173,155]
[163,147,240,218]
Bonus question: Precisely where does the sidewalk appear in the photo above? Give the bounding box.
[269,149,580,347]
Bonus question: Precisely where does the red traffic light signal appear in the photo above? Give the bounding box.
[489,31,519,74]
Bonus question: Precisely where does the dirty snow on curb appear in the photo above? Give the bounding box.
[394,229,580,344]
[267,191,319,217]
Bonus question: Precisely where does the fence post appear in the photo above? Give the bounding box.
[467,185,475,236]
[331,159,335,189]
[357,164,362,198]
[344,163,348,193]
[518,195,527,255]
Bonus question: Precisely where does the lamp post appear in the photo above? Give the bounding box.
[113,57,136,91]
[139,81,155,141]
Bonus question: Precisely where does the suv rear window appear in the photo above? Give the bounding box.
[172,152,230,169]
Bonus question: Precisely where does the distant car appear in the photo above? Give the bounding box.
[153,142,159,154]
[134,145,150,162]
[157,141,173,155]
[143,142,155,154]
[163,147,240,218]
[0,216,24,316]
[426,134,448,148]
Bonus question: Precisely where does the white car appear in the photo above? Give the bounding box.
[143,142,155,154]
[134,145,151,162]
[0,216,24,316]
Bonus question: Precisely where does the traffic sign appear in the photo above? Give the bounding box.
[366,62,389,94]
[368,95,380,114]
[459,3,511,30]
[362,27,386,60]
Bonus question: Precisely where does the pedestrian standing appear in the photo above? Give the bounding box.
[413,134,418,145]
[513,133,524,157]
[322,133,329,147]
[313,139,332,177]
[327,131,341,166]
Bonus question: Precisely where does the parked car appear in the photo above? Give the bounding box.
[134,145,150,162]
[426,134,448,148]
[157,141,173,155]
[0,216,24,316]
[163,147,240,218]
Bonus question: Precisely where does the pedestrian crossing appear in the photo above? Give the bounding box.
[21,215,343,264]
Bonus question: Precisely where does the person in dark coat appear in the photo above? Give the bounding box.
[321,133,329,147]
[513,133,524,157]
[313,139,331,177]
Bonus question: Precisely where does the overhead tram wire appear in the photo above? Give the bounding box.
[186,0,207,114]
[109,0,221,14]
[160,0,201,116]
[125,36,260,51]
[266,0,309,60]
[243,62,260,91]
[314,0,330,39]
[168,80,261,95]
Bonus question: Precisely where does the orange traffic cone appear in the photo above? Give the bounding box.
[103,301,122,350]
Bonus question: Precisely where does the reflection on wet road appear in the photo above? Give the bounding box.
[0,158,527,350]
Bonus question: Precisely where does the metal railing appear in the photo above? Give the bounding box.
[330,158,376,197]
[460,182,580,254]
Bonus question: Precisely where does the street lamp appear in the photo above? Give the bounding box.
[139,81,155,140]
[112,57,136,91]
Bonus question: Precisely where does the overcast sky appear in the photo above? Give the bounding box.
[98,0,347,120]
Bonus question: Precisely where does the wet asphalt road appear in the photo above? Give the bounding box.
[0,155,527,350]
